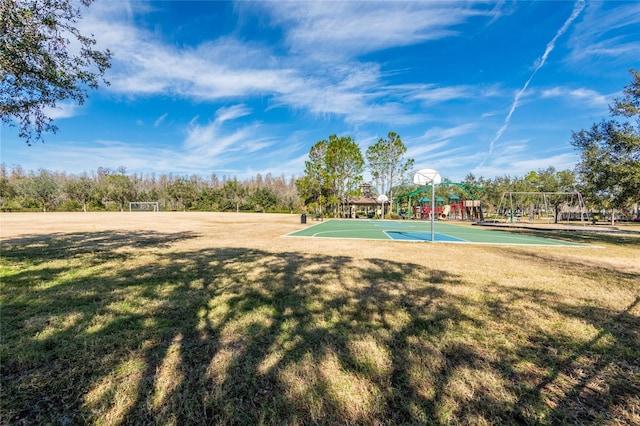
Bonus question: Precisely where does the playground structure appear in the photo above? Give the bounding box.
[495,191,587,225]
[413,196,483,221]
[396,182,483,221]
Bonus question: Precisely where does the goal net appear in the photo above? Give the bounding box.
[129,202,159,212]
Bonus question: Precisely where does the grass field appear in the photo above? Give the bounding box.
[1,212,639,425]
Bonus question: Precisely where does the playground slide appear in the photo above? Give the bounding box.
[440,205,451,219]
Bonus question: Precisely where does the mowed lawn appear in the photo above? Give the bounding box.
[1,212,639,425]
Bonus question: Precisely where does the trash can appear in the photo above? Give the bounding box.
[301,214,307,224]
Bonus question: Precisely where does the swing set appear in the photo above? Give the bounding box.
[495,191,587,225]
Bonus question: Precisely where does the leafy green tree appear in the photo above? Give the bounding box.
[296,135,366,217]
[1,0,112,145]
[281,192,301,214]
[63,175,94,212]
[0,164,17,209]
[366,131,414,204]
[481,175,513,214]
[528,167,577,223]
[462,173,486,189]
[20,169,59,211]
[104,174,134,212]
[325,134,364,217]
[166,178,197,211]
[571,69,640,223]
[296,140,329,214]
[250,187,277,212]
[220,179,246,212]
[195,186,221,211]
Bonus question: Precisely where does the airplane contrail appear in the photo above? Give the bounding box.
[478,0,586,168]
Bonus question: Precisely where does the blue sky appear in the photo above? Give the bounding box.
[2,0,639,182]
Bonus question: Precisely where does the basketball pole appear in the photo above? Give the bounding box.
[431,182,435,242]
[413,168,440,243]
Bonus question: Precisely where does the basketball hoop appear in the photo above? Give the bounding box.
[377,194,388,218]
[413,168,441,185]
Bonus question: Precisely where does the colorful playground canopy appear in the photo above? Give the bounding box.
[396,182,483,202]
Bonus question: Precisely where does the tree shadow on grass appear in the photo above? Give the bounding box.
[500,246,640,288]
[478,284,639,425]
[498,227,640,247]
[2,231,638,424]
[540,296,640,424]
[0,230,199,263]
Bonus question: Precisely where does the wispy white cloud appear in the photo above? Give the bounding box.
[570,38,640,62]
[258,2,497,60]
[214,105,252,123]
[154,113,168,127]
[9,105,278,178]
[510,153,578,172]
[418,123,478,144]
[176,104,300,176]
[540,87,609,108]
[272,63,421,125]
[111,40,296,100]
[469,139,578,179]
[80,4,297,100]
[406,84,501,105]
[406,141,450,160]
[403,123,480,178]
[568,2,640,64]
[43,102,79,120]
[80,0,502,128]
[183,105,262,159]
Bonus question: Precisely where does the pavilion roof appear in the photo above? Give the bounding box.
[349,196,379,206]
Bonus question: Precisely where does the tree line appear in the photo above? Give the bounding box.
[1,161,637,222]
[0,166,302,213]
[1,160,634,222]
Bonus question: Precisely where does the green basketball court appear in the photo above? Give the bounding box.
[287,219,589,246]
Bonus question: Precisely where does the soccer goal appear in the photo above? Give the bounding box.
[129,202,159,212]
